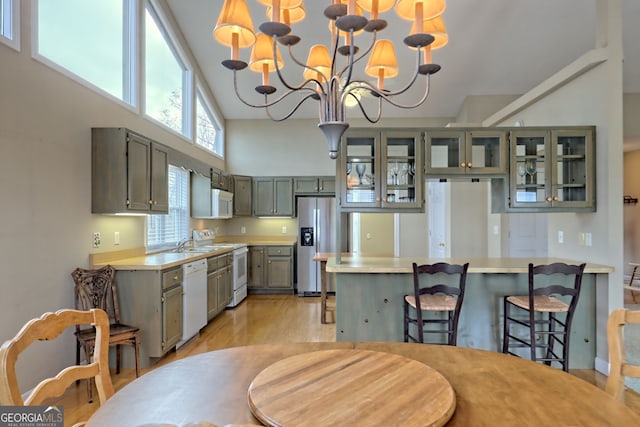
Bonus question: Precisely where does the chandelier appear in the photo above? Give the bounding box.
[214,0,448,159]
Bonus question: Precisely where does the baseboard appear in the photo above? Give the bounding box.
[595,356,609,376]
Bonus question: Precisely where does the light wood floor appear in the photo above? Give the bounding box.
[50,294,639,426]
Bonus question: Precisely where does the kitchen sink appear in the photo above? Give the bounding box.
[176,245,237,253]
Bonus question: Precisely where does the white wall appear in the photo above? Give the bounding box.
[0,5,226,389]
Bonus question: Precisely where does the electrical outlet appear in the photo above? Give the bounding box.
[241,226,246,234]
[281,226,287,234]
[93,232,101,248]
[114,231,120,245]
[585,232,592,246]
[579,232,586,246]
[558,230,564,243]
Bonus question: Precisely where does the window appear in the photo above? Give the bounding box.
[146,165,189,250]
[0,0,19,50]
[35,0,136,104]
[195,89,223,156]
[144,2,190,137]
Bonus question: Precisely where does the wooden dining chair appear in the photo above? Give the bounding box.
[502,262,586,372]
[0,308,114,414]
[605,308,640,401]
[71,265,141,402]
[404,262,469,345]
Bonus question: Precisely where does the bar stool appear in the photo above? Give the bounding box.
[502,262,586,372]
[404,262,469,345]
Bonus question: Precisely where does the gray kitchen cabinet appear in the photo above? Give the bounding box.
[253,177,294,216]
[115,266,183,366]
[266,246,293,290]
[248,246,294,294]
[338,129,424,212]
[493,127,596,212]
[207,253,233,319]
[425,129,507,176]
[233,175,252,216]
[294,176,336,195]
[211,168,231,191]
[92,127,168,214]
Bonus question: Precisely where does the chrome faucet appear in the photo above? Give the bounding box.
[175,238,192,252]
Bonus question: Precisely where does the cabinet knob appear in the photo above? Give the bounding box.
[553,196,559,201]
[546,197,553,202]
[173,275,178,280]
[460,162,466,168]
[467,162,472,168]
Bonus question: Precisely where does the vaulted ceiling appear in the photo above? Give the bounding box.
[166,0,639,121]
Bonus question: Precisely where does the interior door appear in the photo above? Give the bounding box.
[428,180,450,257]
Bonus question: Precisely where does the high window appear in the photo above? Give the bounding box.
[33,0,224,158]
[35,0,136,104]
[144,2,190,137]
[195,87,223,156]
[0,0,20,50]
[146,165,189,250]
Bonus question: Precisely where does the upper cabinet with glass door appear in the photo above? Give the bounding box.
[507,127,595,212]
[338,129,423,212]
[425,129,507,176]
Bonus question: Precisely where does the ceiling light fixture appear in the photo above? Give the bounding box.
[214,0,447,159]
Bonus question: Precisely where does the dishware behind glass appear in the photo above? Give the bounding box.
[355,164,366,185]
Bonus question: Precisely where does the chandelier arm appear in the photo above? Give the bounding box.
[339,30,378,80]
[265,92,323,122]
[376,76,433,110]
[348,92,383,124]
[344,75,432,110]
[269,39,319,93]
[232,70,319,110]
[283,45,329,93]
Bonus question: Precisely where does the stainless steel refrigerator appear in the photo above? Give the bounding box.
[297,197,348,295]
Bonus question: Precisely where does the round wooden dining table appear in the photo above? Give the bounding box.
[86,342,640,427]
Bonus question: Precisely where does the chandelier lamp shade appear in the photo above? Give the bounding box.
[213,0,448,159]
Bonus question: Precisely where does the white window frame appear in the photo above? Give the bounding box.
[195,80,225,158]
[0,0,20,51]
[146,164,190,252]
[31,0,139,110]
[143,0,192,140]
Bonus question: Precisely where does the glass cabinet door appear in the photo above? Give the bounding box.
[426,129,506,175]
[467,130,507,174]
[549,129,593,208]
[510,130,550,208]
[341,131,380,208]
[382,130,422,209]
[425,130,465,175]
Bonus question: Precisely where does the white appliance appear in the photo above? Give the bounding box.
[212,189,233,219]
[176,258,207,348]
[191,229,248,308]
[228,245,248,307]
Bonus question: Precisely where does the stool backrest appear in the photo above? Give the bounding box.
[605,308,640,401]
[528,262,586,312]
[412,262,469,312]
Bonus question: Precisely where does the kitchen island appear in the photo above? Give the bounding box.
[326,256,613,369]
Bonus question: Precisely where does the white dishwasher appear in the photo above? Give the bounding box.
[176,258,207,348]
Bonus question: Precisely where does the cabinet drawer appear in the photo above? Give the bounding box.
[162,268,183,290]
[207,256,219,272]
[267,246,292,256]
[218,253,233,267]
